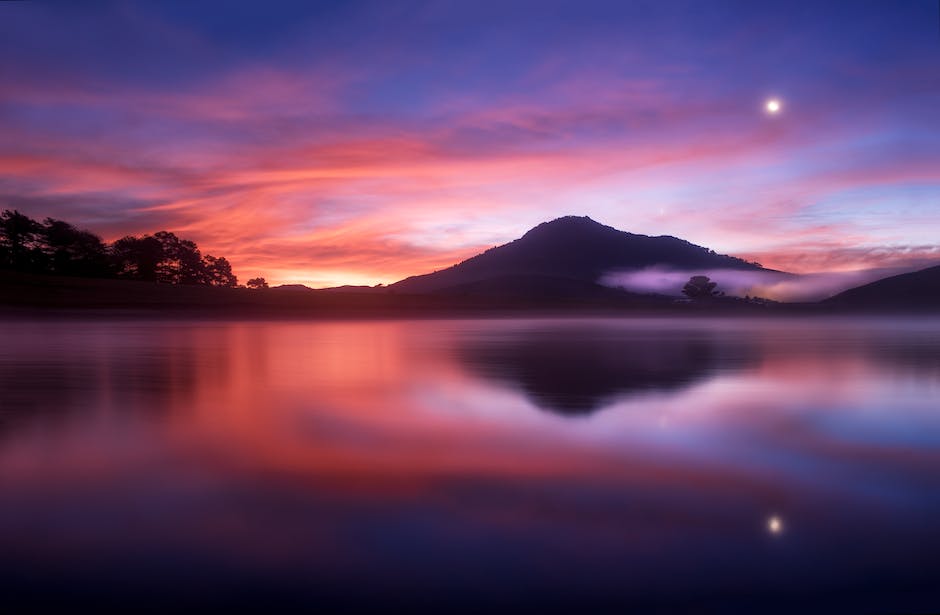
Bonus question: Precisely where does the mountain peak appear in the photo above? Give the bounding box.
[520,215,626,242]
[542,215,598,225]
[391,215,764,294]
[524,215,605,232]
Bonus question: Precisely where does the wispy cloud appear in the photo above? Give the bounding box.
[0,0,937,286]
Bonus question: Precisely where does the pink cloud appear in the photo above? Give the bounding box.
[1,55,938,287]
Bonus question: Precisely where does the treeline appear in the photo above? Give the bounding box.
[0,209,238,287]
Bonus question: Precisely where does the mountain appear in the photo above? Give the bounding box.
[825,264,940,310]
[390,215,766,294]
[458,326,759,414]
[319,284,387,294]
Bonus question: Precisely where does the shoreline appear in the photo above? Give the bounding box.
[2,271,936,320]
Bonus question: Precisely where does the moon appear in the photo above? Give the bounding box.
[767,514,784,535]
[765,99,782,114]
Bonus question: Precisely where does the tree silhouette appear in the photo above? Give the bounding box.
[111,235,164,281]
[1,208,245,288]
[154,231,205,284]
[41,218,110,276]
[246,277,268,289]
[0,209,43,270]
[682,275,721,299]
[202,255,237,287]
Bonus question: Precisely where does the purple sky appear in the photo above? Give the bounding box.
[1,0,938,286]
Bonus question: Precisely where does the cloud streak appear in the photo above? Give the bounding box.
[0,0,937,286]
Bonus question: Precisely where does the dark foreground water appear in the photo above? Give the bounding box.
[1,317,939,613]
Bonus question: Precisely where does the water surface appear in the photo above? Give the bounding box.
[1,317,939,612]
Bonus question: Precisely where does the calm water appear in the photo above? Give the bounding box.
[1,317,939,612]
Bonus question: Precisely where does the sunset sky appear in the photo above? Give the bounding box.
[1,0,938,287]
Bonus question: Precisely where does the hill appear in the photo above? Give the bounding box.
[825,264,940,311]
[390,216,766,294]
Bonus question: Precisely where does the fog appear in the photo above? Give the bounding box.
[599,266,917,302]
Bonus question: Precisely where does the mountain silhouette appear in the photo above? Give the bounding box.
[457,326,758,414]
[825,264,940,310]
[391,215,765,294]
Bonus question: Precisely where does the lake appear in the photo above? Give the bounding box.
[1,317,939,612]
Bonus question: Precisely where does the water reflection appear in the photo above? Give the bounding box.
[457,324,758,414]
[0,317,939,613]
[0,323,228,438]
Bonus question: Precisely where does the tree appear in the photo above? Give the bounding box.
[41,218,109,277]
[682,275,721,299]
[2,210,242,287]
[246,277,268,289]
[111,235,164,281]
[202,255,237,287]
[0,209,43,270]
[154,231,205,284]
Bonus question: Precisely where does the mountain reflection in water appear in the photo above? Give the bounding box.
[457,324,758,414]
[1,317,940,613]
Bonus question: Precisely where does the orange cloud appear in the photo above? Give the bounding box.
[2,58,938,286]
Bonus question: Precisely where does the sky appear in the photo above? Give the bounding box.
[1,0,938,287]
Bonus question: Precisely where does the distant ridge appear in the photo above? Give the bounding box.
[825,264,940,310]
[391,215,766,294]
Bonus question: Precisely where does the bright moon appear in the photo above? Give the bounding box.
[766,99,781,114]
[767,515,783,535]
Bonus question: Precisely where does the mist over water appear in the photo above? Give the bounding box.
[1,317,940,612]
[600,266,921,301]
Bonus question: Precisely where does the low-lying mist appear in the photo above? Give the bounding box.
[600,266,918,303]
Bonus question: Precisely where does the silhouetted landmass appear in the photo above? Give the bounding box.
[458,327,758,414]
[825,265,940,311]
[0,209,237,287]
[415,273,655,301]
[0,269,690,317]
[319,284,387,294]
[2,211,938,315]
[391,216,766,294]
